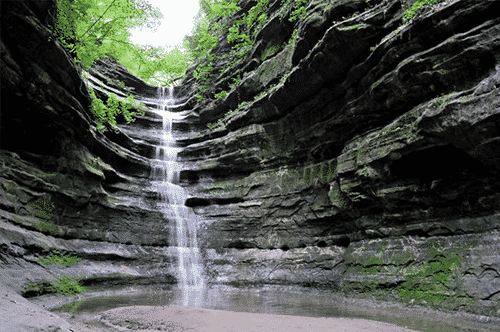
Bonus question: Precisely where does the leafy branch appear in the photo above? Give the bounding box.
[52,0,190,85]
[80,0,119,40]
[88,86,146,132]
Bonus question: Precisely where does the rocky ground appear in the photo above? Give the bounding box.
[0,282,74,332]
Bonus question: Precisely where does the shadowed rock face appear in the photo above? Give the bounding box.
[0,0,176,302]
[0,0,499,327]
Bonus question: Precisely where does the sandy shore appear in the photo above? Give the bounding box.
[60,305,422,332]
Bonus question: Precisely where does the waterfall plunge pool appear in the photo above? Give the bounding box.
[48,283,499,332]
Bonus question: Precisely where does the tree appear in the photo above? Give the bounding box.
[52,0,192,85]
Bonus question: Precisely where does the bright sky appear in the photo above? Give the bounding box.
[130,0,201,49]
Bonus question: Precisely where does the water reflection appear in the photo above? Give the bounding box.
[56,284,498,332]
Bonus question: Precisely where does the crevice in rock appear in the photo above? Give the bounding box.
[389,145,482,181]
[225,240,258,249]
[280,244,290,251]
[185,197,211,207]
[212,197,245,205]
[316,240,327,248]
[335,235,351,248]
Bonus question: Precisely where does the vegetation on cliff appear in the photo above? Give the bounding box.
[52,0,192,86]
[87,84,146,132]
[38,249,82,267]
[183,0,449,102]
[402,0,446,23]
[182,0,309,101]
[50,0,310,92]
[50,0,448,92]
[22,277,86,297]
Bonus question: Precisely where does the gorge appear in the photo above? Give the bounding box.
[1,0,500,331]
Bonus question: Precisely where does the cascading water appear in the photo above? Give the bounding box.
[150,86,205,307]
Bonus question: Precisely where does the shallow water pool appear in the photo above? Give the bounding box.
[53,284,498,332]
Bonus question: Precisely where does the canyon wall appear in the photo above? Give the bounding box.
[175,0,500,317]
[0,0,177,301]
[0,0,499,329]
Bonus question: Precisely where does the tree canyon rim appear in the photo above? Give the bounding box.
[1,0,500,331]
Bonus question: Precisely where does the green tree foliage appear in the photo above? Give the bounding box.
[288,0,308,22]
[53,0,161,68]
[52,0,192,85]
[88,87,146,132]
[184,0,281,97]
[183,0,311,99]
[52,0,188,131]
[183,0,238,91]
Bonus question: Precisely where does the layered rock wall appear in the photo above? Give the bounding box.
[0,0,177,299]
[175,0,500,317]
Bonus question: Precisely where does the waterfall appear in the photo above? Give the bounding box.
[151,86,205,308]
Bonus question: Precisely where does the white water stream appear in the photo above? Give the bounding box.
[150,86,205,307]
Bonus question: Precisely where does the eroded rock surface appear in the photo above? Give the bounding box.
[175,0,500,317]
[0,2,178,328]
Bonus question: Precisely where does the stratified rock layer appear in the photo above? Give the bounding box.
[175,0,500,317]
[0,0,178,312]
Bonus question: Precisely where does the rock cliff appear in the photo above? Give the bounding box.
[1,0,499,330]
[175,0,500,318]
[0,0,175,302]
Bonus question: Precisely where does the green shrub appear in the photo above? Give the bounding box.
[196,93,207,102]
[229,75,242,89]
[38,249,82,267]
[215,90,229,99]
[186,0,274,95]
[289,0,309,22]
[237,101,249,109]
[50,276,86,295]
[88,87,146,132]
[185,0,240,94]
[403,0,445,24]
[279,0,309,22]
[207,118,225,130]
[23,276,86,297]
